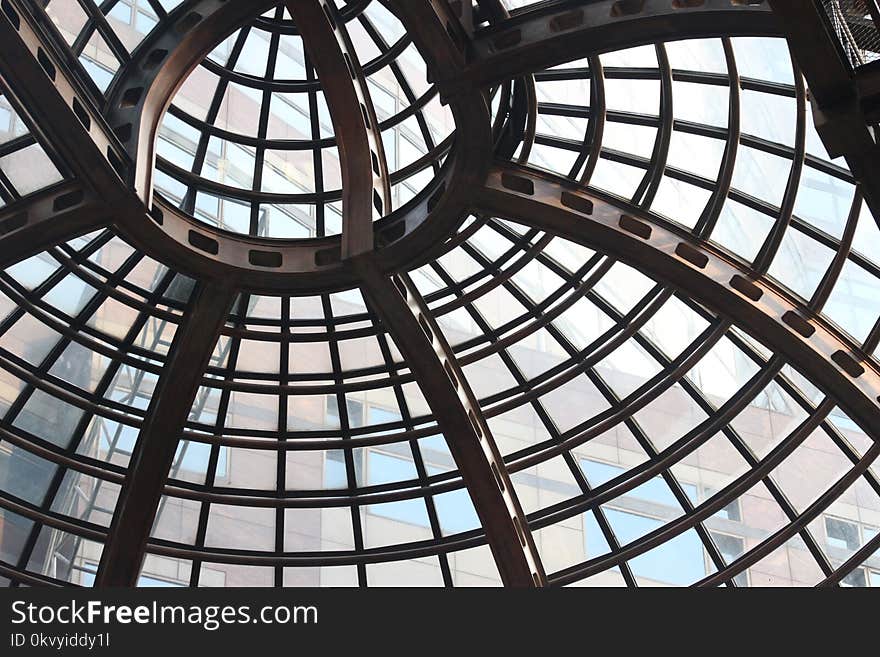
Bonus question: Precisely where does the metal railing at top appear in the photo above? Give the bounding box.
[821,0,880,69]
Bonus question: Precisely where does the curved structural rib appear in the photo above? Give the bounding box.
[457,0,782,91]
[100,0,487,291]
[475,162,880,444]
[0,183,108,268]
[95,283,236,587]
[0,0,123,265]
[283,0,390,258]
[355,256,546,587]
[384,0,470,77]
[0,0,129,193]
[106,0,275,205]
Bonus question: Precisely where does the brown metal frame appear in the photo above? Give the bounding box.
[283,0,390,258]
[0,182,109,268]
[476,161,880,440]
[97,0,488,292]
[95,282,236,587]
[0,0,877,587]
[456,0,781,92]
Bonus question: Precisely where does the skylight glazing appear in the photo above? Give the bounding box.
[0,86,65,205]
[407,216,879,586]
[520,36,879,354]
[1,0,878,589]
[153,2,454,238]
[0,228,195,586]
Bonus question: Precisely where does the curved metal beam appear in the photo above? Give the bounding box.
[106,0,275,204]
[474,162,880,446]
[0,0,129,195]
[0,0,123,264]
[0,182,108,268]
[354,255,546,587]
[95,0,489,292]
[454,0,782,92]
[383,0,470,83]
[284,0,390,258]
[4,0,871,590]
[2,0,491,282]
[373,0,493,268]
[95,282,236,587]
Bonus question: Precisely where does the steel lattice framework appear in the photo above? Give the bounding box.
[0,0,878,588]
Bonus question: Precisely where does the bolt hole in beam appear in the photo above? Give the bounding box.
[175,11,203,34]
[188,230,219,255]
[783,310,816,338]
[730,274,763,302]
[52,188,84,211]
[119,86,143,109]
[36,47,55,79]
[143,48,168,70]
[71,97,91,129]
[1,0,20,29]
[619,213,653,239]
[149,205,164,225]
[248,249,283,268]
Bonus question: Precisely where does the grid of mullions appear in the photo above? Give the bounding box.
[38,0,455,237]
[75,216,872,588]
[518,37,880,353]
[404,216,880,586]
[0,228,196,586]
[144,283,501,587]
[1,7,879,587]
[40,0,179,92]
[0,220,876,586]
[153,1,452,238]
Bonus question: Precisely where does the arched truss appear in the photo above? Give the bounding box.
[0,0,877,588]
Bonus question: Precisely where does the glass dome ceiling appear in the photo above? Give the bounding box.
[152,3,455,238]
[0,0,878,588]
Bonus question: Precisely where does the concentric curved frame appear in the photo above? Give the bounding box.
[0,0,877,588]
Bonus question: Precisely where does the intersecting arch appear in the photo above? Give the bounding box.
[0,0,878,589]
[98,0,490,292]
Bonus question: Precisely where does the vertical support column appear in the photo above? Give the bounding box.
[355,256,545,587]
[95,282,236,587]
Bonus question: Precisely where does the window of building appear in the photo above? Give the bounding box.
[825,516,863,552]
